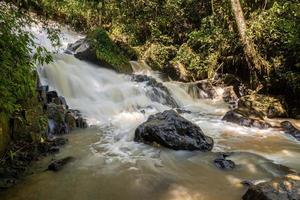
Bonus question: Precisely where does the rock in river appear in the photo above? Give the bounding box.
[222,109,271,129]
[281,121,300,141]
[48,156,74,172]
[134,110,214,151]
[242,174,300,200]
[214,153,235,170]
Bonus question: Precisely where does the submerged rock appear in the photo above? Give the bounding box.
[214,153,235,170]
[242,174,300,200]
[214,159,235,170]
[49,137,68,146]
[222,109,271,129]
[134,110,214,151]
[281,121,300,141]
[131,74,178,108]
[48,156,74,172]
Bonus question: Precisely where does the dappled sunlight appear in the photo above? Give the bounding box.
[164,185,203,200]
[225,175,243,188]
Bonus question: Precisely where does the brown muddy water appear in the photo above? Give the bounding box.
[1,25,300,200]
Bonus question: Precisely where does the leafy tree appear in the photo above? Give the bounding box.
[0,3,53,114]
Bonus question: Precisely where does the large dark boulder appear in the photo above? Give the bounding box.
[134,110,214,151]
[242,174,300,200]
[281,121,300,141]
[222,109,271,129]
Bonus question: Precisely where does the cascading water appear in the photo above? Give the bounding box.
[2,23,300,200]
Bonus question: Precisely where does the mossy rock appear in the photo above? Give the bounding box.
[88,28,133,73]
[68,28,134,74]
[47,103,65,124]
[239,94,288,118]
[65,112,76,130]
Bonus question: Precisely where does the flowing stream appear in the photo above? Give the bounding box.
[1,23,300,200]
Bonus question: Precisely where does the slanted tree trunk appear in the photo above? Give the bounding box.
[230,0,269,89]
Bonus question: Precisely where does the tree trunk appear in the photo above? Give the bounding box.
[230,0,269,89]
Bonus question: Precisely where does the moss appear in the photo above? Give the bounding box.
[88,28,133,73]
[143,43,177,71]
[239,94,288,118]
[10,96,47,142]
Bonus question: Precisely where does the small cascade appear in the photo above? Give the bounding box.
[130,61,152,74]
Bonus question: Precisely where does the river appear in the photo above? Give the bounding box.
[1,22,300,200]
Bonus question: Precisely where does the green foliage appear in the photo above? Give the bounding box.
[88,28,132,73]
[0,3,53,114]
[143,43,177,71]
[248,1,300,70]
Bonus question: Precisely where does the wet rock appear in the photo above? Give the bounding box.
[214,153,235,170]
[242,174,300,200]
[195,80,218,99]
[183,80,218,99]
[241,180,255,187]
[214,159,235,170]
[48,137,68,146]
[59,96,68,109]
[175,108,192,114]
[37,85,48,103]
[67,39,97,63]
[0,178,18,189]
[76,117,88,128]
[222,109,271,129]
[46,91,58,103]
[65,112,76,130]
[66,38,85,53]
[222,86,239,107]
[48,156,74,172]
[67,38,116,69]
[239,94,288,118]
[281,121,300,141]
[47,103,65,124]
[131,74,178,108]
[134,110,214,151]
[47,103,69,135]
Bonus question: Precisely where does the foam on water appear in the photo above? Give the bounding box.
[33,22,300,168]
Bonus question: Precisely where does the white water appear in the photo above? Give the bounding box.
[32,23,300,167]
[2,22,300,200]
